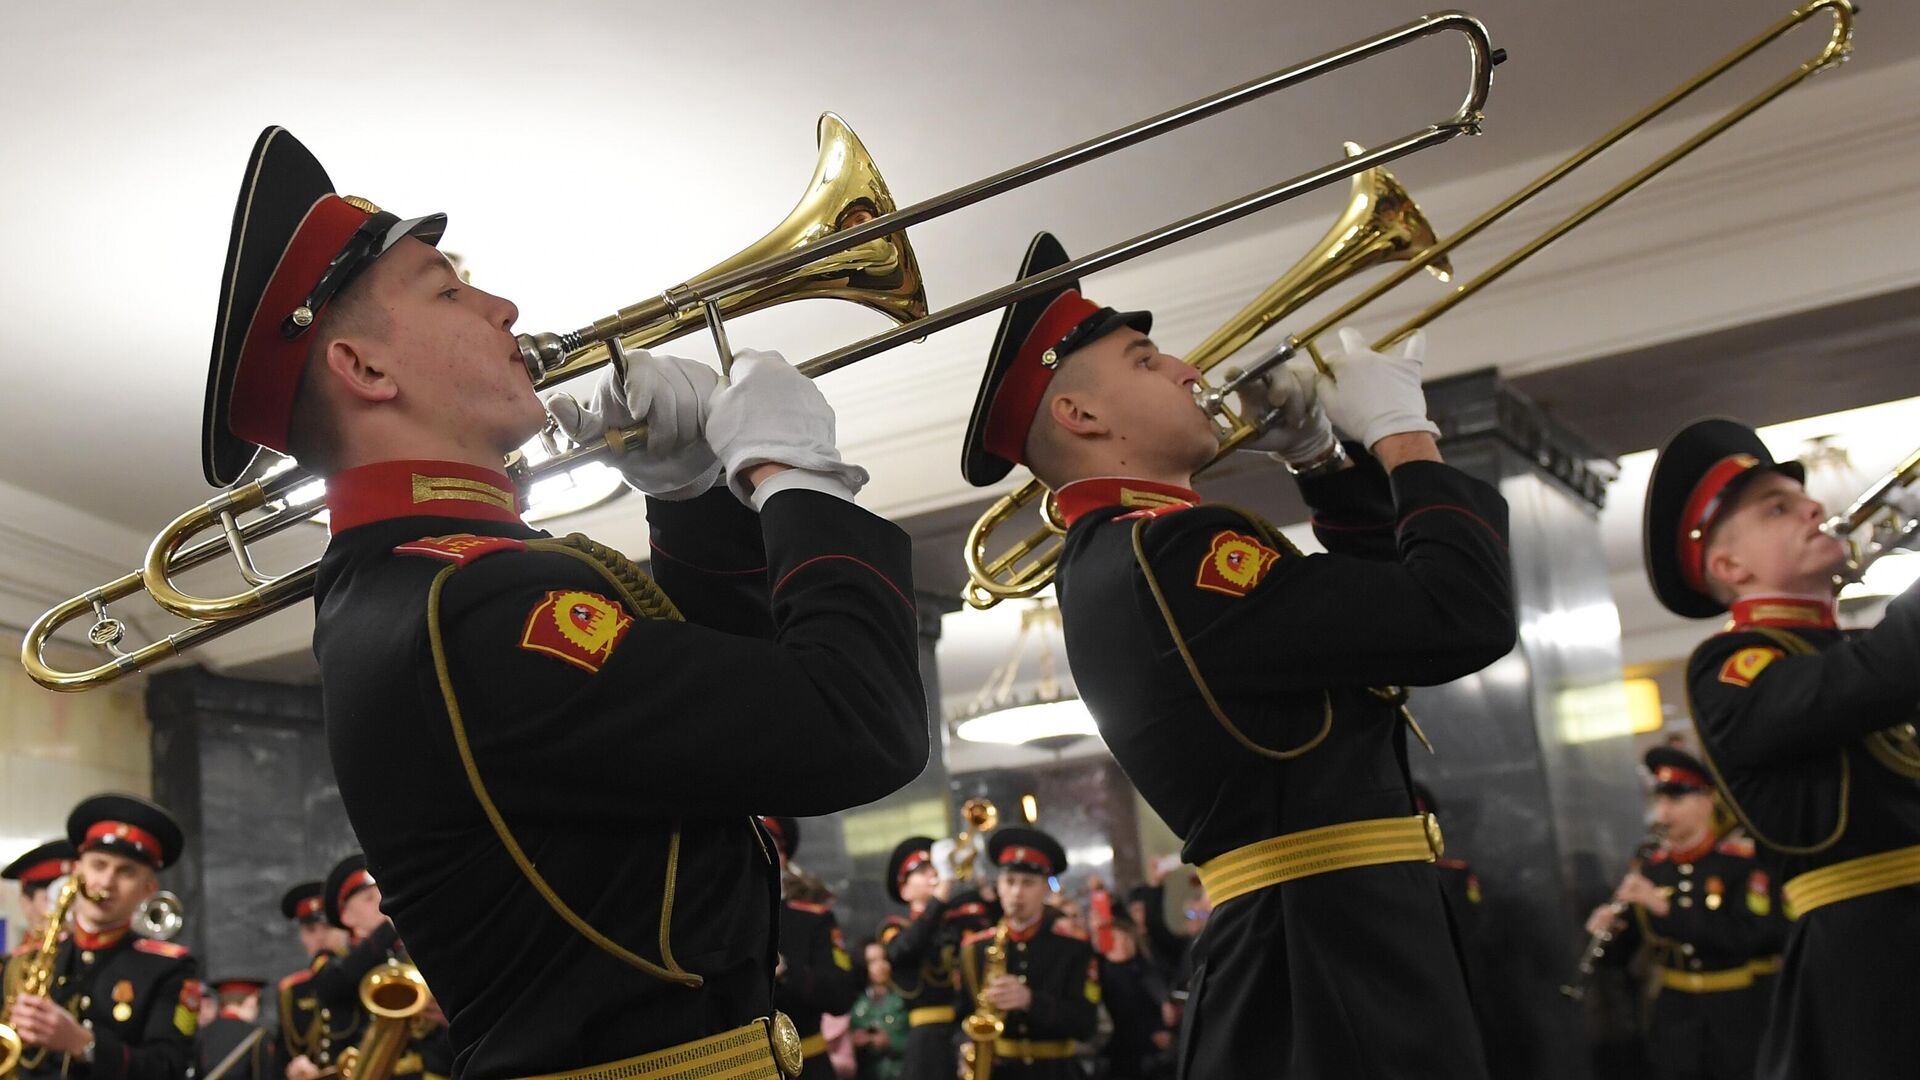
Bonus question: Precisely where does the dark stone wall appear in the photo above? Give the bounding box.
[145,668,355,992]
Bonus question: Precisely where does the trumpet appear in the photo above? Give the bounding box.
[133,891,186,942]
[949,798,1000,883]
[961,0,1857,609]
[24,10,1501,692]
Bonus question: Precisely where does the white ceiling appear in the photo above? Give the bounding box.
[6,0,1917,533]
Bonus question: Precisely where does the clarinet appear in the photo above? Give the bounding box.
[1560,833,1664,1000]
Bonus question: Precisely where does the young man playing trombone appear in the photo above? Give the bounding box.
[1642,418,1920,1080]
[199,127,929,1080]
[959,233,1516,1078]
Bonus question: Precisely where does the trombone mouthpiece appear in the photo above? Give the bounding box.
[516,332,573,385]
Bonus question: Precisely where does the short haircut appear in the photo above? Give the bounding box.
[285,275,387,476]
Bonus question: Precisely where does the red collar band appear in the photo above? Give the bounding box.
[1055,477,1199,527]
[1666,832,1716,865]
[1728,596,1837,630]
[1676,454,1762,594]
[325,460,523,533]
[997,845,1055,875]
[72,923,130,950]
[82,821,163,869]
[982,291,1107,467]
[336,868,373,912]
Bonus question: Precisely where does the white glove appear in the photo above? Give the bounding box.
[706,349,869,507]
[544,350,722,501]
[1231,359,1338,465]
[1313,327,1440,450]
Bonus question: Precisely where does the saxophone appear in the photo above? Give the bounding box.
[0,877,84,1078]
[333,960,430,1080]
[960,921,1010,1080]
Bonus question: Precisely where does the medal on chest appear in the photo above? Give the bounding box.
[112,979,135,1022]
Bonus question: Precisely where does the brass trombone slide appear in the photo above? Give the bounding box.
[24,11,1503,692]
[962,0,1856,610]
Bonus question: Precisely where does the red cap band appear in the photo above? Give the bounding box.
[336,868,373,911]
[83,821,163,868]
[1655,765,1711,790]
[1676,454,1761,594]
[229,195,380,456]
[293,896,324,920]
[17,858,71,886]
[981,291,1105,466]
[896,850,931,886]
[997,845,1055,875]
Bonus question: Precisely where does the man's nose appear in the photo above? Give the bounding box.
[1170,357,1202,386]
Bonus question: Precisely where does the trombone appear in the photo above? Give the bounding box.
[23,10,1501,692]
[961,0,1857,609]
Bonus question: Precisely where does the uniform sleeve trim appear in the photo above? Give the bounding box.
[1308,515,1393,533]
[1398,504,1507,548]
[646,537,768,576]
[772,554,913,612]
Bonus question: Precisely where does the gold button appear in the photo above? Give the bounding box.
[1678,864,1693,875]
[1677,880,1693,892]
[79,996,91,1009]
[1678,896,1693,908]
[80,950,94,964]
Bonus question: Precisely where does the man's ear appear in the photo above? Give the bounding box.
[1704,543,1751,595]
[1047,389,1107,438]
[322,336,398,404]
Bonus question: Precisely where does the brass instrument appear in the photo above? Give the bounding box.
[132,890,185,942]
[0,877,85,1077]
[1826,446,1920,582]
[333,960,431,1080]
[22,10,1500,692]
[950,798,1000,883]
[962,0,1857,609]
[1560,835,1663,1001]
[960,922,1011,1080]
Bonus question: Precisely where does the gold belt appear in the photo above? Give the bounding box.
[908,1006,956,1027]
[798,1033,827,1059]
[992,1039,1076,1061]
[1197,814,1443,905]
[1783,843,1920,919]
[508,1019,784,1080]
[1657,957,1781,993]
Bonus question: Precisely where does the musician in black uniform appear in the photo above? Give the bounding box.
[199,128,925,1080]
[956,830,1098,1080]
[959,234,1515,1079]
[882,838,999,1080]
[303,855,449,1080]
[1583,747,1785,1080]
[275,881,344,1080]
[9,795,197,1080]
[1643,418,1920,1080]
[761,818,860,1078]
[2,840,75,956]
[195,979,270,1080]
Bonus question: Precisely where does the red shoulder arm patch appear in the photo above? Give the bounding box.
[961,927,997,946]
[520,589,634,674]
[1716,836,1756,858]
[394,534,528,565]
[134,938,189,959]
[278,969,313,990]
[1194,530,1281,598]
[1718,646,1784,688]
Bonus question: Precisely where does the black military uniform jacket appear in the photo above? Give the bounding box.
[1053,450,1514,1079]
[313,465,927,1080]
[307,925,448,1080]
[1600,833,1785,1080]
[20,928,197,1080]
[1687,591,1920,1080]
[275,953,331,1066]
[775,901,859,1079]
[957,910,1098,1080]
[885,889,998,1080]
[194,1014,269,1080]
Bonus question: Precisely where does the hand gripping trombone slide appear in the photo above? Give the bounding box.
[23,10,1501,691]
